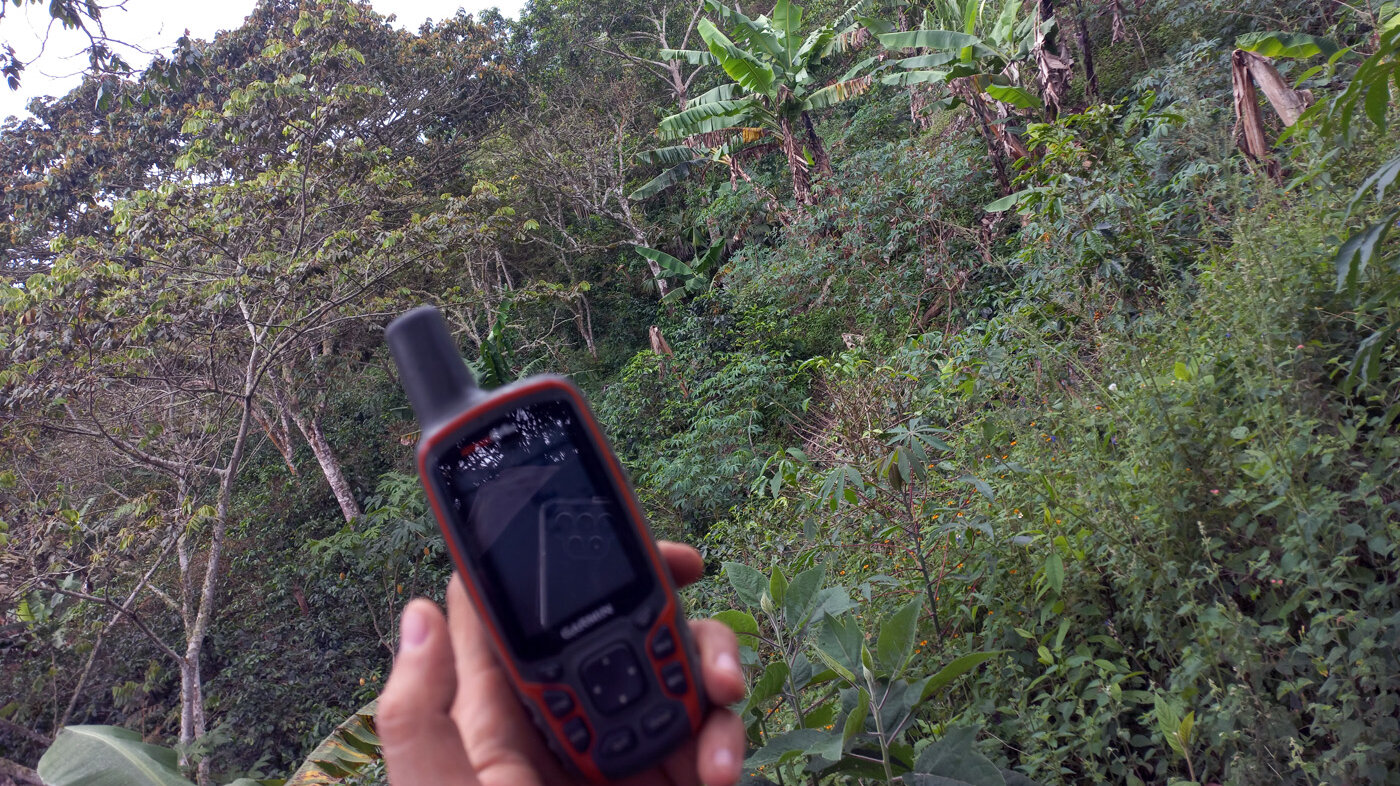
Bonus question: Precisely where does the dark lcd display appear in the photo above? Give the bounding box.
[433,399,652,658]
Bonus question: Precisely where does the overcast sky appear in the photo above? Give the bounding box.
[1,0,525,122]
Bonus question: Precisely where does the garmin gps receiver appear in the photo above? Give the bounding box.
[385,305,707,781]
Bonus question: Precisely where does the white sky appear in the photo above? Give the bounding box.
[1,0,525,122]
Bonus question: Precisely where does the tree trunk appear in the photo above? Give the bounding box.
[952,78,1023,191]
[620,203,668,299]
[667,60,688,110]
[1072,0,1099,100]
[0,757,43,786]
[292,409,362,522]
[801,111,832,177]
[177,654,204,782]
[780,115,812,205]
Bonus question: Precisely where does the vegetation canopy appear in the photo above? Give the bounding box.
[1,0,1397,785]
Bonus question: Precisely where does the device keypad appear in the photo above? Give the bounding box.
[580,643,648,715]
[540,612,699,778]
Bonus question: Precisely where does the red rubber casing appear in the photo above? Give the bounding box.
[414,375,707,781]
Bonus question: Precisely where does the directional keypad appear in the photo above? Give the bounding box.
[580,643,648,715]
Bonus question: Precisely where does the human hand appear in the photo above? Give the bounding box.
[378,541,747,786]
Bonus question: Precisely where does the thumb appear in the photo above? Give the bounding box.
[379,599,479,786]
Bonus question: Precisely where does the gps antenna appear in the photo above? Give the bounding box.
[386,306,481,431]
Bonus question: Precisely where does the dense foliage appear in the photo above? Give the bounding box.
[1,0,1397,785]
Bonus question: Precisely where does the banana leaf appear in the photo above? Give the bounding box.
[37,726,194,786]
[285,699,380,786]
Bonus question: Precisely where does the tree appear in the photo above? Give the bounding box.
[636,0,875,205]
[0,0,131,91]
[878,0,1044,189]
[0,3,520,781]
[589,0,711,110]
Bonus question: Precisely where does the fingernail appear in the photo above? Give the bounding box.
[715,652,740,677]
[400,604,429,651]
[713,746,735,771]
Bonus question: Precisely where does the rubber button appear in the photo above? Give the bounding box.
[661,662,688,695]
[640,704,677,735]
[544,690,574,718]
[649,626,676,659]
[563,718,590,752]
[580,644,649,715]
[598,728,636,759]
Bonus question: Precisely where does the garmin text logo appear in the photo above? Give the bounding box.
[561,603,615,640]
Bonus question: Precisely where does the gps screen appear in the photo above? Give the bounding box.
[433,399,651,657]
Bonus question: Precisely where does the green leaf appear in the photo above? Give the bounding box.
[724,561,769,607]
[984,193,1020,212]
[743,728,833,767]
[1236,31,1338,59]
[841,688,870,749]
[629,160,698,200]
[912,726,1006,785]
[698,18,776,95]
[1346,154,1400,214]
[803,75,878,110]
[38,726,194,786]
[659,48,719,66]
[769,566,789,607]
[915,651,1003,703]
[772,0,802,42]
[1153,694,1185,756]
[690,83,742,106]
[879,30,983,52]
[809,585,858,619]
[876,595,923,676]
[783,563,827,628]
[1334,210,1399,293]
[899,52,960,70]
[658,99,754,138]
[635,145,701,166]
[635,246,690,279]
[1365,78,1391,131]
[1043,552,1064,595]
[744,661,791,715]
[959,474,996,502]
[882,69,950,87]
[1346,323,1398,392]
[290,700,380,785]
[816,613,864,681]
[713,609,761,643]
[984,83,1042,109]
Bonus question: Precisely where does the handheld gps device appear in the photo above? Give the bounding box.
[385,305,707,782]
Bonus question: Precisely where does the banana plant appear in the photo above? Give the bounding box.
[876,0,1044,187]
[635,240,725,302]
[633,0,877,205]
